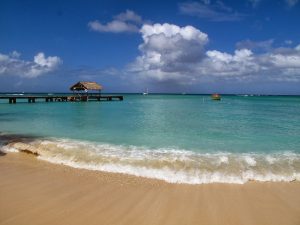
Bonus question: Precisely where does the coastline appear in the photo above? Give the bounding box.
[2,133,299,184]
[1,152,300,225]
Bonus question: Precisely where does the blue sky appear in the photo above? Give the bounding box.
[0,0,300,94]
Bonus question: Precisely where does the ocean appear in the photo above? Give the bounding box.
[1,94,300,184]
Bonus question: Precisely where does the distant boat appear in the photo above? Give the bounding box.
[143,88,149,95]
[211,93,221,100]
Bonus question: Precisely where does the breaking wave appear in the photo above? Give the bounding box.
[1,136,300,184]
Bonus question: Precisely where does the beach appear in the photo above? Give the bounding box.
[1,152,300,225]
[2,0,300,223]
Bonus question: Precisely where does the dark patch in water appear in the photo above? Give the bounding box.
[19,149,39,156]
[0,132,43,146]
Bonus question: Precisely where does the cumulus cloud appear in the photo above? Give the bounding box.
[128,23,208,82]
[128,23,300,83]
[178,1,245,21]
[0,51,62,78]
[88,10,142,33]
[200,49,259,78]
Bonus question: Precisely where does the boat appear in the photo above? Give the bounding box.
[211,93,221,100]
[143,88,149,95]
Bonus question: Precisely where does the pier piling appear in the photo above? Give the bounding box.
[9,98,16,104]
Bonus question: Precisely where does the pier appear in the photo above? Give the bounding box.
[1,81,124,104]
[0,95,123,104]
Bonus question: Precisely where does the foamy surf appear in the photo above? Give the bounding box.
[1,137,300,184]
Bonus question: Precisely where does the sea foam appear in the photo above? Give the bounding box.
[1,137,300,184]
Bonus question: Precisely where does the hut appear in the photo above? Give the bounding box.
[70,81,102,101]
[70,81,102,92]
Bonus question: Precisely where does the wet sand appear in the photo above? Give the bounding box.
[1,153,300,225]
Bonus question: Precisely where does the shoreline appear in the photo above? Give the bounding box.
[1,133,299,184]
[1,152,300,225]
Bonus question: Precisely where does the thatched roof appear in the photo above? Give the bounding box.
[70,81,102,91]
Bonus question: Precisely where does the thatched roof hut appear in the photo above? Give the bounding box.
[70,81,102,91]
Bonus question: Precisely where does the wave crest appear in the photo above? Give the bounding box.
[2,137,300,184]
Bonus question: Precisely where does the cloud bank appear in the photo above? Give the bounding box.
[0,51,62,78]
[88,8,300,86]
[128,23,300,84]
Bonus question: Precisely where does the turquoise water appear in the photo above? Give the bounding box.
[1,94,300,183]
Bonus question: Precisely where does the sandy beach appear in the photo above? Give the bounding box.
[1,152,300,225]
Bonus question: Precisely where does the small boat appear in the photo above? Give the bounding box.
[211,93,221,100]
[143,88,149,95]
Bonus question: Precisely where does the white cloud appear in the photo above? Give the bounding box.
[269,52,300,68]
[200,49,259,78]
[88,20,139,33]
[88,10,142,33]
[0,51,62,78]
[129,23,208,82]
[128,23,300,83]
[178,1,245,21]
[200,46,300,80]
[114,10,142,24]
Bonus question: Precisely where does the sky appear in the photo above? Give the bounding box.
[0,0,300,94]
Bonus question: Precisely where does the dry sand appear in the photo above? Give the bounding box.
[1,152,300,225]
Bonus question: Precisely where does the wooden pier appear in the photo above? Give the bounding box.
[0,95,123,104]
